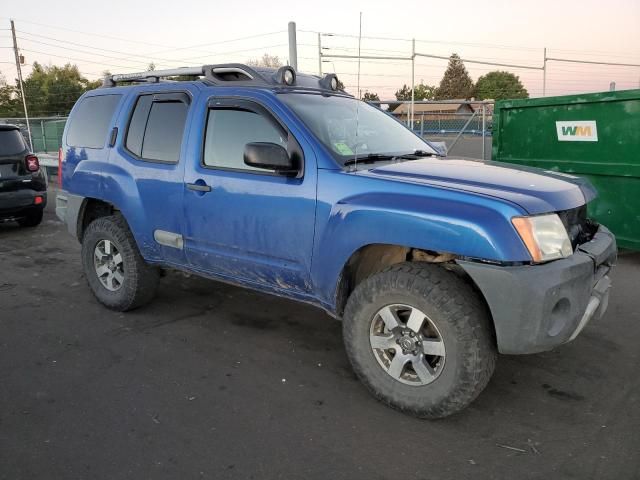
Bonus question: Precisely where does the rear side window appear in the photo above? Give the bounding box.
[0,129,26,155]
[125,94,189,163]
[66,95,121,149]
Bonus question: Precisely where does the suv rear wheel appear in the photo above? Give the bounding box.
[343,262,496,418]
[81,214,159,311]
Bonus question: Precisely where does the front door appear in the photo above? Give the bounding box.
[182,97,317,294]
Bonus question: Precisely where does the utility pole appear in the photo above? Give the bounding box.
[288,21,298,71]
[10,19,33,150]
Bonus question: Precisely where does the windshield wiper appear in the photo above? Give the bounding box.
[413,149,437,157]
[343,153,395,166]
[343,150,436,166]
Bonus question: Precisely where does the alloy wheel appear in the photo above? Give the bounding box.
[369,304,446,386]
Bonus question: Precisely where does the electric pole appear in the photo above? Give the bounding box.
[10,19,33,150]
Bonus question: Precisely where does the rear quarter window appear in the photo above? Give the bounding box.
[124,94,189,163]
[0,129,26,155]
[66,95,122,149]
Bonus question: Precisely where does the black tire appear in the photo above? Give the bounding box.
[81,214,159,311]
[17,209,43,227]
[343,262,496,419]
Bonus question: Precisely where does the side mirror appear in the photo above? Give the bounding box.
[244,142,296,173]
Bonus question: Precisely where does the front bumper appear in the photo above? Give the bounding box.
[458,225,617,354]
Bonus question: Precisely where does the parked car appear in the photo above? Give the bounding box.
[56,65,616,418]
[0,124,47,227]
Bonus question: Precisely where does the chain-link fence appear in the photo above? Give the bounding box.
[371,100,494,159]
[0,117,66,153]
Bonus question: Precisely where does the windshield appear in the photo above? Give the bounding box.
[0,129,27,156]
[279,93,438,163]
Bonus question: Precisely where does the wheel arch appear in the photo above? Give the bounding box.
[76,197,118,241]
[335,243,454,315]
[333,242,497,346]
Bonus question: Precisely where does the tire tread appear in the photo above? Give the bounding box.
[81,214,158,311]
[343,262,497,418]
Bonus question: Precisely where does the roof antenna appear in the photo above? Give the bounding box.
[352,11,363,173]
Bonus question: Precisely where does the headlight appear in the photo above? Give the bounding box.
[512,214,573,263]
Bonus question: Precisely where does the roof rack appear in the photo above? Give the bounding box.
[101,63,347,94]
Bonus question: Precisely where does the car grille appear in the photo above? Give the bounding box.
[557,205,597,249]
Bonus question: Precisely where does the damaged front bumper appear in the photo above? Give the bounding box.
[457,225,617,355]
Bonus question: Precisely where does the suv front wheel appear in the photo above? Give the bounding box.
[81,214,159,311]
[343,262,496,418]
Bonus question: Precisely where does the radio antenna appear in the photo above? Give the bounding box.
[352,11,363,172]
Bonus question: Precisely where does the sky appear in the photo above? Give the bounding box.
[1,0,639,99]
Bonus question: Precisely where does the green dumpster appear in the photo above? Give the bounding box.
[492,89,640,250]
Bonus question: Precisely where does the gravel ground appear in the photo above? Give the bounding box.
[1,191,638,480]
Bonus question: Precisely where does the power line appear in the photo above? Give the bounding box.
[8,18,287,60]
[133,31,286,57]
[178,43,289,62]
[19,48,148,70]
[16,31,188,64]
[17,36,168,66]
[5,17,177,48]
[16,35,290,71]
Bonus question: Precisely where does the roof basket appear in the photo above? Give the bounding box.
[102,64,269,88]
[103,66,206,87]
[100,63,349,94]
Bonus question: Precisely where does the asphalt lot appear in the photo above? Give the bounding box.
[1,190,639,480]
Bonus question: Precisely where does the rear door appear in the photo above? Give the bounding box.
[113,89,194,265]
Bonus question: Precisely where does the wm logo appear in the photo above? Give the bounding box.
[561,126,592,136]
[556,121,598,142]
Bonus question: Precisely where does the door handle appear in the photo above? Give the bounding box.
[186,182,212,192]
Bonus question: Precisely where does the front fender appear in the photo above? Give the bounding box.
[311,181,531,311]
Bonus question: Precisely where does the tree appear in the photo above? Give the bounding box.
[0,71,20,117]
[361,91,380,102]
[21,62,93,116]
[246,54,283,68]
[394,82,436,101]
[474,70,528,100]
[435,53,474,100]
[394,84,411,101]
[413,83,437,101]
[146,62,156,71]
[1,63,101,117]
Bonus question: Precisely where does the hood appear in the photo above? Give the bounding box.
[362,158,595,214]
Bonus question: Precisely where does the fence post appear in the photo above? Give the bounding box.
[481,104,486,160]
[420,112,424,137]
[410,38,415,130]
[317,33,322,76]
[543,47,547,97]
[40,120,46,153]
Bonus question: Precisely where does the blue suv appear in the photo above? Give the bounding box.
[56,64,616,418]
